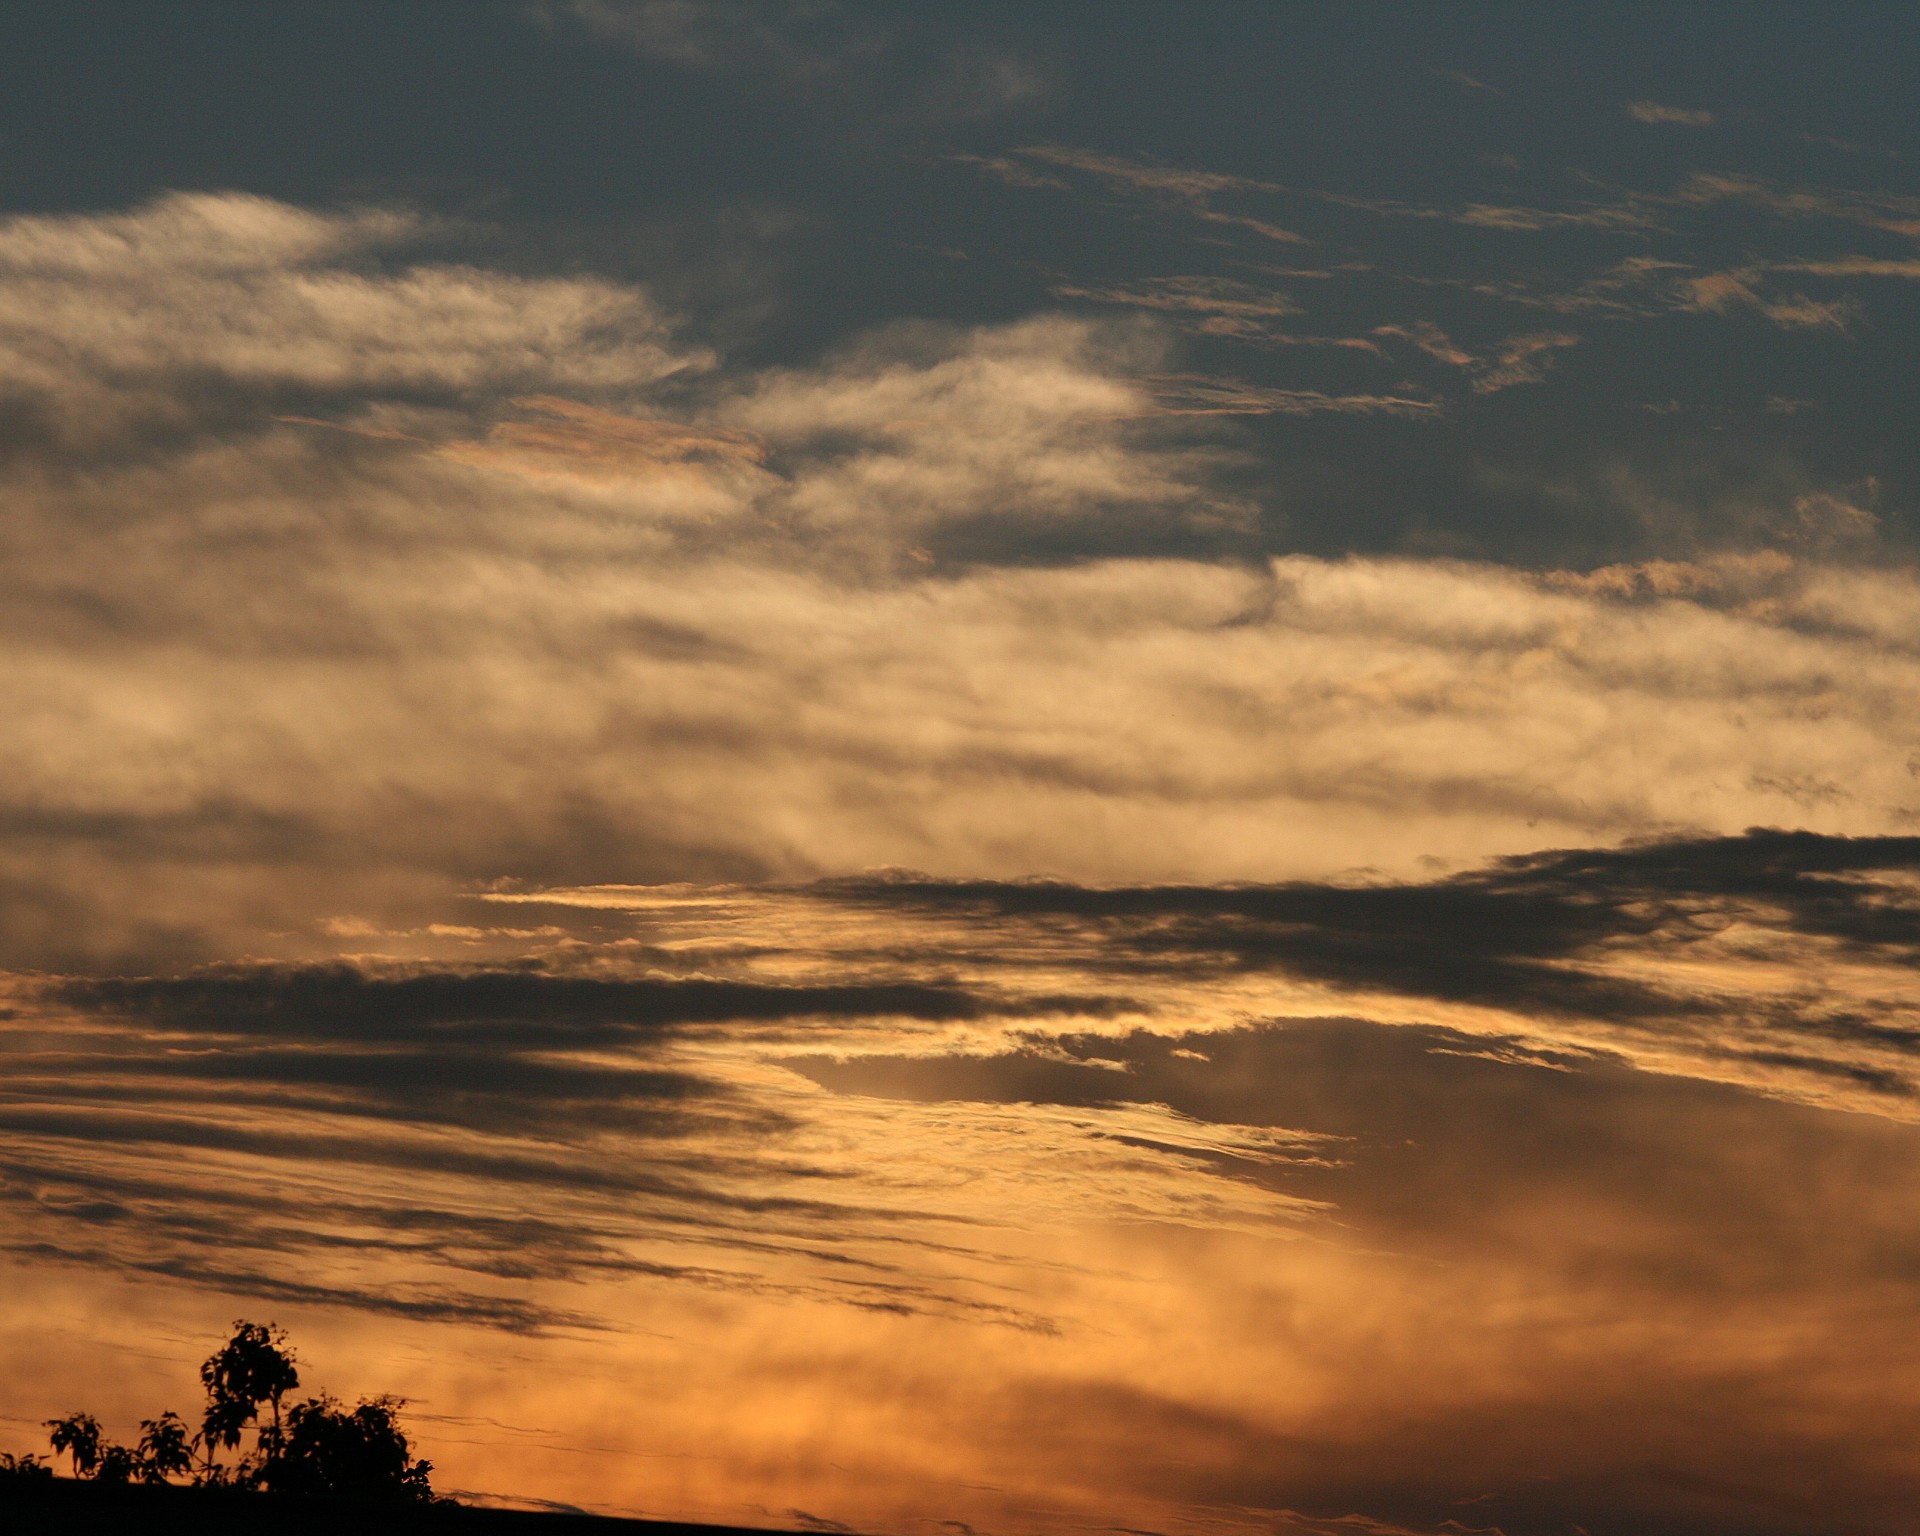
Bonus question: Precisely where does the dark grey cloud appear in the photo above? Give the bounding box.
[48,963,1123,1041]
[818,827,1920,1017]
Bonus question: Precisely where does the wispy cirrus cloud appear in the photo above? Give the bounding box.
[1051,275,1391,351]
[995,144,1308,244]
[1373,322,1580,391]
[1050,275,1303,325]
[1625,99,1716,127]
[560,0,1050,124]
[1679,269,1859,330]
[1141,374,1441,418]
[962,144,1920,365]
[1671,170,1920,237]
[1431,67,1502,96]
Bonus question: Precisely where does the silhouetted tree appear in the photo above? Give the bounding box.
[198,1319,300,1479]
[13,1321,439,1503]
[0,1451,52,1481]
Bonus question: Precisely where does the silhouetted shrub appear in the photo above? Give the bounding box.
[260,1394,435,1501]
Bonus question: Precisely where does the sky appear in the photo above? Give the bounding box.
[3,5,1920,1532]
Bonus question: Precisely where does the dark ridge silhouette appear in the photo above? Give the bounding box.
[0,1478,820,1536]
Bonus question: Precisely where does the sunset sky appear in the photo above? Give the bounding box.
[4,6,1920,1533]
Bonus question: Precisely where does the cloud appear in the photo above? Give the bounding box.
[0,192,702,449]
[1625,100,1716,126]
[1431,68,1502,96]
[48,964,1120,1040]
[561,1,1049,124]
[1785,487,1879,549]
[1017,144,1281,201]
[1487,252,1870,332]
[1050,275,1345,345]
[1470,329,1580,391]
[18,856,1920,1529]
[765,1009,1920,1533]
[946,153,1070,192]
[0,192,1916,988]
[774,827,1920,1117]
[1679,269,1859,331]
[1050,276,1389,348]
[434,395,768,486]
[957,144,1917,389]
[6,48,1920,1526]
[564,0,874,75]
[1672,171,1920,237]
[997,146,1308,245]
[1452,201,1656,232]
[1141,375,1441,418]
[1373,323,1579,391]
[1774,254,1920,279]
[0,941,1290,1343]
[1372,321,1477,368]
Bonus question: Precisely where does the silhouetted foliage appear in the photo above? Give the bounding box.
[199,1319,300,1468]
[261,1394,435,1502]
[139,1412,196,1484]
[0,1451,52,1481]
[16,1321,438,1503]
[44,1412,104,1479]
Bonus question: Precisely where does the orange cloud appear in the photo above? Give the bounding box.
[438,396,766,484]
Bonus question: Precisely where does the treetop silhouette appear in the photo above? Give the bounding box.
[16,1320,437,1503]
